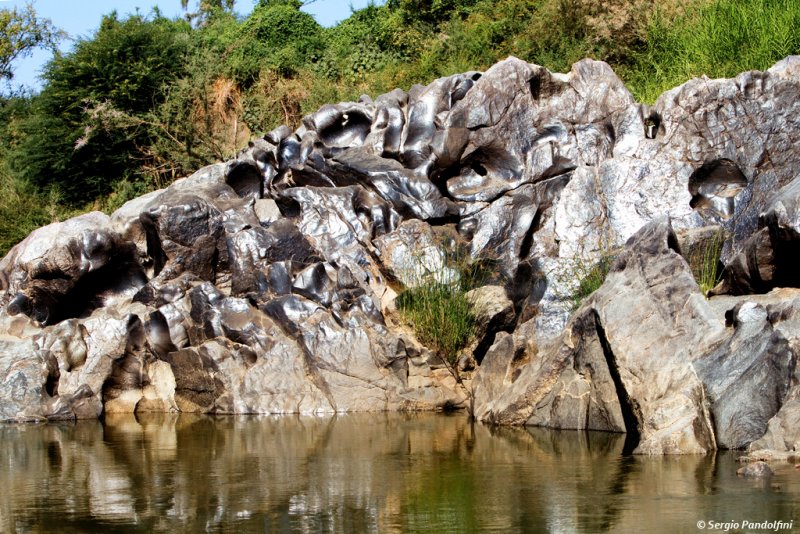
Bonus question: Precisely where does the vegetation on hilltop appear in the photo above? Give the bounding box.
[0,0,798,254]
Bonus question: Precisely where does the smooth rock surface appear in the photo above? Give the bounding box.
[474,219,721,454]
[748,389,800,454]
[737,461,774,478]
[1,57,800,456]
[693,302,795,450]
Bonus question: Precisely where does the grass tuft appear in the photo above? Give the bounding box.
[396,282,476,367]
[569,254,615,310]
[396,242,491,375]
[692,229,726,296]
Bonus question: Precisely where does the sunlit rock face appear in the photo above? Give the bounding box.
[2,56,800,454]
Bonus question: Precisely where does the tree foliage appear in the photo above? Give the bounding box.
[0,97,54,255]
[227,1,324,83]
[180,0,236,26]
[0,3,62,82]
[10,12,190,203]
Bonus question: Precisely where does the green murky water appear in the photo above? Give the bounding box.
[1,413,798,533]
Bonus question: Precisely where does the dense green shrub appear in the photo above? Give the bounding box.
[227,0,324,84]
[317,5,401,83]
[0,97,60,255]
[0,171,53,255]
[147,13,247,173]
[9,12,191,204]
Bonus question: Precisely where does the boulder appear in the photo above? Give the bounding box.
[441,58,640,203]
[156,291,464,414]
[693,301,795,450]
[461,182,553,280]
[0,212,146,326]
[139,189,226,285]
[737,461,774,478]
[650,57,800,247]
[716,174,800,295]
[374,219,456,288]
[110,189,165,267]
[225,218,321,297]
[34,309,154,419]
[472,311,627,435]
[748,387,800,454]
[464,285,516,363]
[325,147,456,220]
[0,337,58,422]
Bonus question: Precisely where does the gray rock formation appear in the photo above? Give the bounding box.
[474,219,720,454]
[2,56,800,455]
[737,461,774,478]
[463,285,515,364]
[693,301,795,450]
[0,212,146,326]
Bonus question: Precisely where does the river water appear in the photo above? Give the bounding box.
[1,412,798,533]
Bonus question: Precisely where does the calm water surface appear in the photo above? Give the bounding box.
[1,412,798,533]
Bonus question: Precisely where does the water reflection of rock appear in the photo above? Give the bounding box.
[0,415,797,532]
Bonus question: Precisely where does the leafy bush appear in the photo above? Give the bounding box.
[317,5,401,83]
[227,0,324,84]
[0,175,52,256]
[9,12,191,205]
[0,96,69,256]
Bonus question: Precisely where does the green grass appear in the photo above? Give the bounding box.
[396,282,476,367]
[395,243,492,377]
[692,230,726,296]
[569,254,615,311]
[626,0,800,102]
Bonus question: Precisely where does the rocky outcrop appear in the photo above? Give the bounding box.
[0,212,146,326]
[693,301,795,450]
[474,218,799,455]
[2,56,800,455]
[474,219,720,454]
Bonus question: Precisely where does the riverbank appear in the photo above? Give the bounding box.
[1,56,799,459]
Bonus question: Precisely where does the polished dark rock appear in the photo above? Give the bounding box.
[2,57,800,456]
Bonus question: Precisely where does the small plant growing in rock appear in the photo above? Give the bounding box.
[569,254,615,310]
[691,229,726,296]
[396,241,489,386]
[548,252,617,312]
[396,282,475,374]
